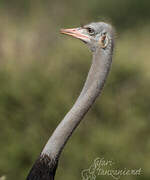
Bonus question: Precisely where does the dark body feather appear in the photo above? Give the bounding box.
[26,154,58,180]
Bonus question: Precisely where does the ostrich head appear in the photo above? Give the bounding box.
[60,22,114,52]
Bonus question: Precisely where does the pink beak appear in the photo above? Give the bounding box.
[60,28,89,42]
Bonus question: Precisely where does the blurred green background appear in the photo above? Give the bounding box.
[0,0,150,180]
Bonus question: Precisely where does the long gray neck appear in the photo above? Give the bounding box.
[42,47,113,158]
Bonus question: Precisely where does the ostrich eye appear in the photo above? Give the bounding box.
[86,27,95,35]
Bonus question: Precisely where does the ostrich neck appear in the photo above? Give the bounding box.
[77,49,111,101]
[42,47,112,158]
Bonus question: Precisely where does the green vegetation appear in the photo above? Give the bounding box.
[0,1,150,180]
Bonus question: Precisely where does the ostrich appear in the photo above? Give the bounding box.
[26,22,115,180]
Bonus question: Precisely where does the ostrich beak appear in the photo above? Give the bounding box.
[60,28,90,42]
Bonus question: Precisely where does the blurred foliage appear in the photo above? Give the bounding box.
[0,176,6,180]
[0,0,150,29]
[0,1,150,180]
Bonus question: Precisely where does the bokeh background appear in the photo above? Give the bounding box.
[0,0,150,180]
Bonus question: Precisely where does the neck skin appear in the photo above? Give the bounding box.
[26,45,113,180]
[42,46,113,159]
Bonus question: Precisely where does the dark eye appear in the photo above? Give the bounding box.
[86,27,95,35]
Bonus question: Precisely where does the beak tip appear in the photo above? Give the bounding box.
[60,29,64,34]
